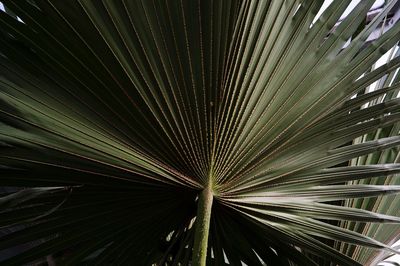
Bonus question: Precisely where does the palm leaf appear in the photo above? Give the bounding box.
[0,0,399,265]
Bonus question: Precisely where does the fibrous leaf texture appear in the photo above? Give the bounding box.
[0,0,399,265]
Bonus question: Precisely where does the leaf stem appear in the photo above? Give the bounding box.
[192,181,213,266]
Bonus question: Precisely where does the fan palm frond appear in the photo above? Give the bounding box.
[0,0,400,265]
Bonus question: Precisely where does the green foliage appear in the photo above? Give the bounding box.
[0,0,399,265]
